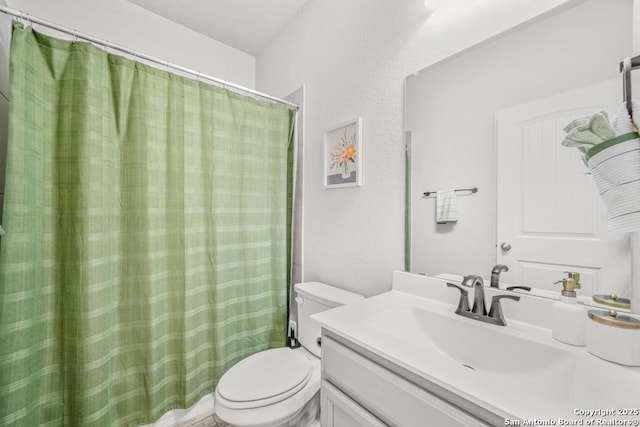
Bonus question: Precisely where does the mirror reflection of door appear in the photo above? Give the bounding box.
[405,0,634,298]
[497,79,631,297]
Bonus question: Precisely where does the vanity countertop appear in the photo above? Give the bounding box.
[312,271,640,424]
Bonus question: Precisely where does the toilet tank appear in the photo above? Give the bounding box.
[294,282,364,357]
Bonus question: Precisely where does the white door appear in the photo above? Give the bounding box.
[497,79,631,296]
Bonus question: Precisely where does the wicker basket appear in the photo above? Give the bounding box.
[586,132,640,232]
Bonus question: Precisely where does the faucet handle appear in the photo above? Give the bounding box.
[447,283,470,314]
[488,294,520,326]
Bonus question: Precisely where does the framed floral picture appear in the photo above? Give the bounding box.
[323,117,363,188]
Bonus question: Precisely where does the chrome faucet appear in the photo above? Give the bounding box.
[447,274,520,326]
[461,275,487,315]
[490,264,509,288]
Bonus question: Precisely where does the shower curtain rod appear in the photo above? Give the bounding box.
[0,6,299,110]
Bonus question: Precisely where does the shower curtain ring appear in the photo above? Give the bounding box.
[105,40,110,53]
[72,30,78,44]
[25,13,32,26]
[166,60,170,73]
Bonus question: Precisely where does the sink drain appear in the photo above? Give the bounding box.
[462,364,475,370]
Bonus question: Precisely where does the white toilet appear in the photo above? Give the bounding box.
[214,282,364,427]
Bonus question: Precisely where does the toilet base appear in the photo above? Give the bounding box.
[279,392,319,427]
[215,391,319,427]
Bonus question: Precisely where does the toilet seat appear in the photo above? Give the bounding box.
[216,347,313,409]
[214,347,321,427]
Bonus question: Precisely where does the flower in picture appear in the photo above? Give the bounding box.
[329,127,357,178]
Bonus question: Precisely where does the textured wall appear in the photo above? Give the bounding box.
[4,0,255,88]
[256,0,579,297]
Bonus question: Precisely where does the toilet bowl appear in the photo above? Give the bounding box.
[214,347,320,427]
[214,282,364,427]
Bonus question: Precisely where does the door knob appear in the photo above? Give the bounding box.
[500,242,511,251]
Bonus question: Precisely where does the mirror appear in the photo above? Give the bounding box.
[405,0,636,304]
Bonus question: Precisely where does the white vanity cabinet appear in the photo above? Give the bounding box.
[321,334,489,427]
[314,273,640,426]
[321,381,386,427]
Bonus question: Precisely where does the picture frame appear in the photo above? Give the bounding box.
[323,117,363,188]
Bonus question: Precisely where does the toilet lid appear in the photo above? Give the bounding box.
[217,348,312,407]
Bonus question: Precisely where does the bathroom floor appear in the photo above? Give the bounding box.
[179,413,229,427]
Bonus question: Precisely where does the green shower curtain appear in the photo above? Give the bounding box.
[0,23,294,426]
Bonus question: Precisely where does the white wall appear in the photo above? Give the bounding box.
[3,0,255,88]
[407,0,633,279]
[256,0,579,297]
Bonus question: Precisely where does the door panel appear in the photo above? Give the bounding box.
[497,79,631,295]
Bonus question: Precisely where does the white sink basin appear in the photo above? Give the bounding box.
[313,273,640,422]
[365,306,574,375]
[364,305,577,405]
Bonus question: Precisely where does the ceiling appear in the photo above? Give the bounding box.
[128,0,311,56]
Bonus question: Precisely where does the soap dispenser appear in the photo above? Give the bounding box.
[552,277,586,346]
[564,271,581,289]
